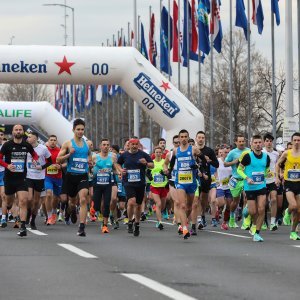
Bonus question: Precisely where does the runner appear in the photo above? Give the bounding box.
[237,135,270,242]
[92,138,117,233]
[116,138,154,237]
[26,132,52,230]
[263,133,279,231]
[45,135,63,225]
[0,130,6,217]
[276,132,300,240]
[224,134,250,229]
[0,124,39,237]
[164,129,201,239]
[57,119,92,237]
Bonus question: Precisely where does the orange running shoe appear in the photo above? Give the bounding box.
[183,228,190,240]
[51,214,57,225]
[101,225,109,233]
[46,216,52,226]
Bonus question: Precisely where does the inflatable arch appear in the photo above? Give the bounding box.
[0,45,204,145]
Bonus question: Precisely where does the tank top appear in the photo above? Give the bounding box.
[175,145,197,185]
[151,159,167,188]
[283,149,300,182]
[67,139,89,174]
[93,153,113,185]
[217,158,232,190]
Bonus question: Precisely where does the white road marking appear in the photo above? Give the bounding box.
[291,245,300,248]
[206,230,251,239]
[27,228,48,236]
[57,243,98,258]
[147,219,175,226]
[121,273,198,300]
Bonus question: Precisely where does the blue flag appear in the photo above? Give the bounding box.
[253,0,264,35]
[80,85,85,111]
[236,0,248,40]
[198,0,211,56]
[140,23,149,60]
[271,0,280,26]
[75,85,81,113]
[160,6,172,75]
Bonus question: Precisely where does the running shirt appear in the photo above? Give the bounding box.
[66,139,89,174]
[225,147,250,179]
[283,150,300,182]
[151,149,169,160]
[151,159,167,188]
[217,158,232,190]
[240,151,270,191]
[175,145,197,186]
[93,153,113,185]
[46,146,62,179]
[262,148,279,184]
[117,150,153,186]
[0,143,4,172]
[27,144,51,180]
[0,140,37,180]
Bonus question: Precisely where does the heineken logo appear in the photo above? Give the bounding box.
[0,61,47,74]
[0,109,32,118]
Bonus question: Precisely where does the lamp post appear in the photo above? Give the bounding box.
[43,3,75,46]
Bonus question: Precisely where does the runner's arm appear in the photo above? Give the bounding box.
[275,151,287,181]
[42,156,53,169]
[56,141,72,163]
[237,153,251,180]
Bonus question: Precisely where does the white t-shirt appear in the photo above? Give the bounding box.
[27,143,51,180]
[217,157,232,190]
[262,148,279,184]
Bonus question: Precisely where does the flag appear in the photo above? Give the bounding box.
[70,85,74,117]
[198,0,211,56]
[271,0,280,26]
[191,0,198,54]
[172,0,180,62]
[118,36,122,47]
[140,22,149,60]
[160,6,173,75]
[182,0,198,67]
[96,85,103,102]
[252,0,264,34]
[235,0,248,40]
[210,0,223,53]
[80,85,85,111]
[75,85,81,113]
[149,13,158,66]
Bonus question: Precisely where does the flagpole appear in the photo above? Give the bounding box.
[106,39,110,138]
[133,0,140,138]
[128,21,132,137]
[112,34,116,144]
[149,6,153,150]
[229,0,233,145]
[187,0,191,100]
[247,0,251,143]
[210,0,214,148]
[95,86,99,146]
[197,1,201,110]
[271,1,277,140]
[117,30,121,143]
[90,86,94,142]
[120,27,125,142]
[168,0,171,80]
[298,0,300,130]
[178,0,181,90]
[84,85,87,137]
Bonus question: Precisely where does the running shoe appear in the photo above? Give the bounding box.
[197,220,204,230]
[156,222,164,230]
[17,228,27,237]
[140,213,147,221]
[71,209,77,224]
[283,208,291,226]
[0,219,7,228]
[203,219,208,228]
[123,218,129,225]
[290,231,300,241]
[270,223,278,231]
[30,222,37,230]
[13,220,20,229]
[178,225,183,235]
[162,210,169,220]
[249,225,256,236]
[128,222,133,234]
[190,227,197,236]
[221,222,229,230]
[101,225,109,234]
[261,223,268,231]
[242,206,249,218]
[109,214,115,226]
[277,218,283,226]
[8,213,14,222]
[77,226,86,237]
[114,221,120,230]
[133,224,140,237]
[241,223,250,230]
[253,233,264,242]
[183,228,190,239]
[229,218,239,228]
[242,215,251,229]
[211,219,218,227]
[58,213,64,222]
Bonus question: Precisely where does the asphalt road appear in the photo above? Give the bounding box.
[1,216,300,300]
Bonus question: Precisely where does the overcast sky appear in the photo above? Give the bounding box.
[0,0,298,85]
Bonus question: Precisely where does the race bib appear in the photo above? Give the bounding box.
[178,171,193,184]
[211,175,216,184]
[71,158,88,173]
[47,165,58,175]
[127,169,141,182]
[11,159,25,172]
[229,177,237,188]
[97,171,110,184]
[153,174,165,183]
[221,177,230,186]
[287,169,300,181]
[252,172,265,184]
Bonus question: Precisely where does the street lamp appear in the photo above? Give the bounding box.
[43,3,75,46]
[8,35,15,45]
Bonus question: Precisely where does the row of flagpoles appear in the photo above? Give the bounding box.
[54,0,282,146]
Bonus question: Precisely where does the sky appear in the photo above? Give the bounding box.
[0,0,298,86]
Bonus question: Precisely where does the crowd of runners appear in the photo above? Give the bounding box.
[0,119,299,242]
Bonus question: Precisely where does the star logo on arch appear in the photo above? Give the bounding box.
[160,81,171,92]
[55,56,75,75]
